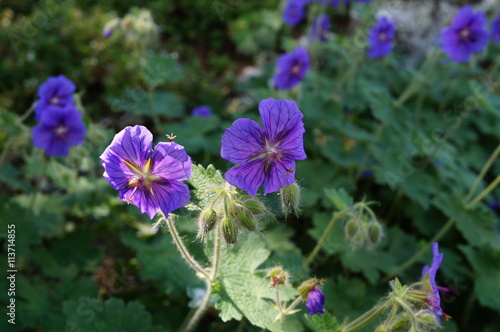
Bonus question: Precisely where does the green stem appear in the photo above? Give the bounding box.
[165,214,210,280]
[183,213,223,332]
[26,157,49,218]
[465,174,500,209]
[182,280,212,332]
[147,89,162,130]
[296,205,358,280]
[464,144,500,202]
[281,295,303,316]
[356,122,386,179]
[393,296,417,330]
[380,217,456,284]
[341,299,392,332]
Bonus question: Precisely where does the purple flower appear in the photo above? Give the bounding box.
[103,29,113,38]
[440,6,489,63]
[31,106,86,156]
[100,125,192,219]
[221,98,306,196]
[368,16,396,59]
[191,105,212,118]
[330,0,349,6]
[490,198,499,212]
[283,0,307,27]
[310,14,331,42]
[421,242,445,323]
[492,14,500,44]
[306,289,325,315]
[274,47,311,90]
[35,75,76,121]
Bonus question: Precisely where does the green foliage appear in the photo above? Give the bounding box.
[63,297,163,332]
[305,311,341,332]
[214,233,301,332]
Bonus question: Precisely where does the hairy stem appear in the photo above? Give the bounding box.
[464,144,500,202]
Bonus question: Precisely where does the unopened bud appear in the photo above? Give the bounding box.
[280,183,301,216]
[198,208,217,237]
[237,211,257,231]
[243,199,266,215]
[221,217,238,244]
[344,219,359,239]
[267,266,289,287]
[374,326,390,332]
[416,310,439,328]
[298,279,322,299]
[367,221,383,246]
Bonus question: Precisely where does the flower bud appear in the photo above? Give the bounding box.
[298,279,321,299]
[280,183,301,216]
[416,310,439,328]
[237,210,257,232]
[197,208,217,237]
[367,221,383,246]
[221,217,238,244]
[374,326,390,332]
[267,266,290,287]
[243,199,266,215]
[344,219,359,239]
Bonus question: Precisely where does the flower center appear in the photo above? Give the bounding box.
[50,97,60,105]
[292,64,301,75]
[264,140,294,174]
[123,158,159,202]
[460,28,470,40]
[379,32,387,41]
[55,125,69,139]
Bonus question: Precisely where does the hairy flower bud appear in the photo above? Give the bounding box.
[267,266,290,287]
[221,217,238,244]
[367,221,383,246]
[344,219,359,239]
[237,210,257,232]
[416,310,439,328]
[374,326,390,332]
[280,182,301,216]
[243,199,266,215]
[197,208,217,237]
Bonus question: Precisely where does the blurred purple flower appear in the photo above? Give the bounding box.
[191,105,212,118]
[330,0,349,6]
[283,0,307,26]
[274,47,311,90]
[31,106,86,156]
[306,288,325,315]
[368,16,396,59]
[310,14,331,42]
[221,98,306,195]
[102,29,113,38]
[440,6,489,62]
[490,198,499,212]
[35,75,76,121]
[421,242,445,323]
[100,125,192,219]
[492,14,500,44]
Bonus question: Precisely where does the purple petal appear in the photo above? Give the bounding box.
[263,157,296,195]
[152,142,192,181]
[225,159,266,196]
[451,6,474,29]
[221,118,265,164]
[150,180,191,218]
[259,98,306,160]
[100,125,152,169]
[306,289,325,315]
[119,187,159,219]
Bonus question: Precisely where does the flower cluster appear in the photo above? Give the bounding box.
[32,76,86,156]
[368,17,396,59]
[100,125,192,219]
[440,6,489,62]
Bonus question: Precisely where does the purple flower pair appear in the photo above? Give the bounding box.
[32,76,86,156]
